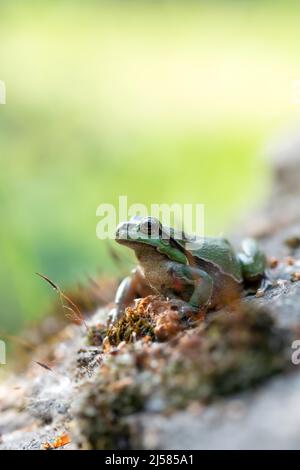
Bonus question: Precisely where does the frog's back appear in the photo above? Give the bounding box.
[181,236,243,283]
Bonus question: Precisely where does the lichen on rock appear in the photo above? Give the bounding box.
[73,301,292,449]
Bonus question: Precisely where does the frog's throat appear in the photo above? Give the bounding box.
[118,239,188,265]
[133,243,170,264]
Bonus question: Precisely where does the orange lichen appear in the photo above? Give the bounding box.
[42,433,71,450]
[291,271,300,282]
[268,257,279,269]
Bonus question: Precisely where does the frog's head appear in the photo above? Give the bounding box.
[115,216,187,264]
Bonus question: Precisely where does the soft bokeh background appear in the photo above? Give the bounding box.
[1,0,299,331]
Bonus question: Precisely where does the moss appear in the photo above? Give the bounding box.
[88,296,185,347]
[162,304,290,406]
[106,306,156,345]
[74,355,145,449]
[87,324,108,347]
[75,302,292,449]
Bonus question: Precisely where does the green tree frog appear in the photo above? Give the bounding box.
[113,216,267,320]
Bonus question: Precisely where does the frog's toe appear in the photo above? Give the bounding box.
[238,238,267,282]
[170,299,203,323]
[255,275,275,297]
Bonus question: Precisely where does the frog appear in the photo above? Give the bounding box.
[113,216,267,321]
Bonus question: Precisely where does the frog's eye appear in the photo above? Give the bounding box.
[139,217,161,237]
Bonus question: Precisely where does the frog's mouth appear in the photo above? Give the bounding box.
[115,222,159,248]
[115,222,137,243]
[115,222,189,265]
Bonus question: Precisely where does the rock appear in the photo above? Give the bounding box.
[124,129,300,450]
[132,371,300,450]
[2,129,300,449]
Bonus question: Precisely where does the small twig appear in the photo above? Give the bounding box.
[36,272,88,331]
[34,361,53,372]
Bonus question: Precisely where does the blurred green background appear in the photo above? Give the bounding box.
[0,0,299,331]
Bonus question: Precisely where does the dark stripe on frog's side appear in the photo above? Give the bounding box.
[193,258,243,309]
[176,237,243,284]
[160,236,243,308]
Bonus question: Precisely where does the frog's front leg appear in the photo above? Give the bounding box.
[113,266,154,322]
[169,263,214,315]
[237,238,266,283]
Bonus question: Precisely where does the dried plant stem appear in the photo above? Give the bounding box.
[36,272,89,331]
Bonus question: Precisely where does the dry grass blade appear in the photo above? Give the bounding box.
[34,361,53,372]
[36,272,88,331]
[35,272,59,290]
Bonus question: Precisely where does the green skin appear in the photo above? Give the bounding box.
[114,216,267,320]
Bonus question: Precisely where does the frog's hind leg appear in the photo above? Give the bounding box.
[237,238,273,293]
[237,238,266,282]
[168,264,214,319]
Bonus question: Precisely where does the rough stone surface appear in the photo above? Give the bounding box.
[133,372,300,450]
[1,131,300,450]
